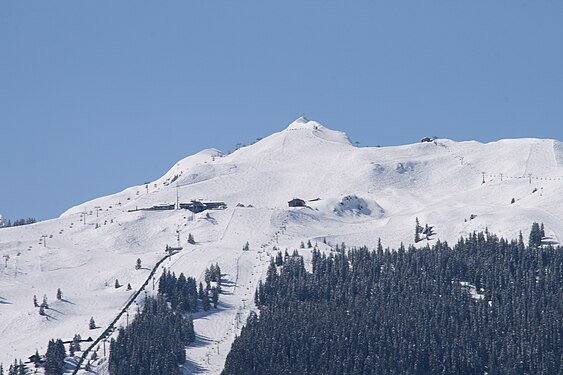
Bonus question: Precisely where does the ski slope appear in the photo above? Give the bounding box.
[1,117,562,373]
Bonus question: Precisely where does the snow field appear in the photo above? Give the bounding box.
[1,118,562,373]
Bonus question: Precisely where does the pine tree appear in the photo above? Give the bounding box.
[214,263,221,281]
[135,258,142,270]
[198,282,205,300]
[275,251,283,266]
[187,233,195,244]
[33,295,38,307]
[89,317,96,329]
[32,350,41,366]
[56,288,62,300]
[73,334,82,352]
[115,279,120,288]
[127,283,132,291]
[529,222,542,248]
[42,294,48,309]
[415,217,421,242]
[540,222,545,238]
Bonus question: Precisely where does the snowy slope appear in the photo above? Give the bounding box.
[1,117,562,373]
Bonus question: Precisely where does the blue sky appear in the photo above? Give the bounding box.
[1,1,562,220]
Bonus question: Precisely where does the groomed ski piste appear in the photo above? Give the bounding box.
[1,117,562,373]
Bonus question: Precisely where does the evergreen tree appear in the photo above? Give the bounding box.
[414,217,421,242]
[198,282,205,299]
[135,258,142,270]
[72,334,81,352]
[32,350,41,367]
[33,295,38,307]
[275,251,283,266]
[56,288,62,300]
[115,279,121,288]
[42,294,48,309]
[529,222,542,248]
[187,233,195,244]
[89,317,96,329]
[540,222,545,238]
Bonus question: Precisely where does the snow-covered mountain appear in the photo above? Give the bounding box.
[1,117,562,373]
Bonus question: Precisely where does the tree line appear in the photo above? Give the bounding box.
[0,217,37,228]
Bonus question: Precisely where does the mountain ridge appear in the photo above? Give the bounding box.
[1,118,562,372]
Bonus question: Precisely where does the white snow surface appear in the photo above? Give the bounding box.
[1,117,563,373]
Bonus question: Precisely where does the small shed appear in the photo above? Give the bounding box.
[288,198,306,208]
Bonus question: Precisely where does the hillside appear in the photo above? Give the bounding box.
[1,117,562,373]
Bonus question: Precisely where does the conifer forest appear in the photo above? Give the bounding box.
[223,230,562,375]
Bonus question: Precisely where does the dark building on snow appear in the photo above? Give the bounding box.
[288,198,306,207]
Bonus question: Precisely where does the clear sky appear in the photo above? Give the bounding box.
[1,1,562,221]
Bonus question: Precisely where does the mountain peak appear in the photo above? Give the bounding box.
[285,116,324,131]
